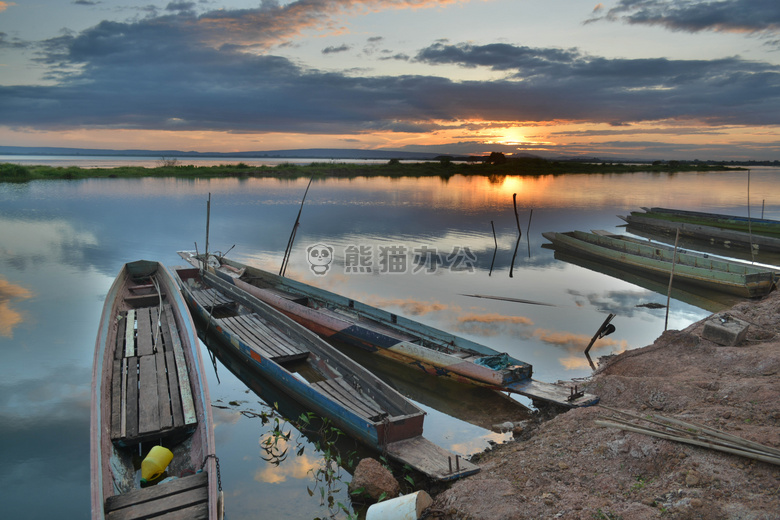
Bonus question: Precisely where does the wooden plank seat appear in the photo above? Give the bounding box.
[104,471,209,520]
[312,377,387,421]
[111,305,197,446]
[189,286,234,311]
[216,313,309,364]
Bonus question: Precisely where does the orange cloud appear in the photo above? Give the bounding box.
[533,328,627,353]
[254,437,321,484]
[0,277,32,338]
[370,297,452,316]
[457,313,534,326]
[0,2,16,14]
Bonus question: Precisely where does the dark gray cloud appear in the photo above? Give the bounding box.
[1,5,778,140]
[323,44,351,54]
[593,0,780,35]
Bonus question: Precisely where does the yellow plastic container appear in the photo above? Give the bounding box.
[141,445,173,483]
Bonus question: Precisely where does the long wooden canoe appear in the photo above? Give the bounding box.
[91,260,221,520]
[178,251,599,408]
[620,208,780,254]
[173,265,478,481]
[543,231,778,298]
[635,207,780,238]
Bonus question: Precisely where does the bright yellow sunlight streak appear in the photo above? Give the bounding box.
[494,127,528,147]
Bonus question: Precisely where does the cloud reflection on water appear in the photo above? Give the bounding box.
[0,277,32,338]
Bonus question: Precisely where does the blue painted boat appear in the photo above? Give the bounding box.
[91,260,221,519]
[172,265,478,481]
[178,251,599,408]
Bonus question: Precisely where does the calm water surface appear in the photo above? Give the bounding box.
[1,169,778,519]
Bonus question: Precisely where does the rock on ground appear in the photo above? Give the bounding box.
[429,291,780,520]
[349,457,401,501]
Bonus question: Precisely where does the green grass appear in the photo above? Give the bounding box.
[0,157,743,182]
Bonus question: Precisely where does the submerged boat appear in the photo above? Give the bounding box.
[178,251,598,408]
[621,207,780,254]
[173,265,478,481]
[91,260,221,520]
[543,231,778,299]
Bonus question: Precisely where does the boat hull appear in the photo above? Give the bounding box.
[90,261,218,520]
[175,266,425,449]
[543,231,777,299]
[622,212,780,254]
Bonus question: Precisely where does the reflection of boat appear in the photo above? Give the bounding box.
[91,260,220,520]
[543,231,777,299]
[550,249,738,313]
[173,265,478,481]
[178,251,598,408]
[620,207,780,254]
[200,328,377,470]
[329,338,532,434]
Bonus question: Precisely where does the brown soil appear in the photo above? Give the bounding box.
[428,290,780,520]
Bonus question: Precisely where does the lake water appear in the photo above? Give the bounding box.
[1,167,778,519]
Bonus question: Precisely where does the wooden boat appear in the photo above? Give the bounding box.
[91,260,221,520]
[172,265,479,481]
[543,231,778,299]
[178,251,599,408]
[548,247,740,313]
[633,207,780,237]
[620,208,780,254]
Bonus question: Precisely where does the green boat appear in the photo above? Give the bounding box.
[542,230,778,299]
[620,208,780,254]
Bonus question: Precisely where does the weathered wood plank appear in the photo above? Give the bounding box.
[217,316,280,360]
[124,309,136,357]
[190,286,233,309]
[244,314,303,357]
[224,315,292,358]
[155,350,173,430]
[165,350,185,428]
[105,472,208,510]
[105,473,208,520]
[160,306,175,355]
[110,359,122,439]
[115,312,127,361]
[151,501,209,520]
[126,357,139,439]
[124,293,162,307]
[136,307,155,357]
[218,315,309,363]
[313,378,382,419]
[120,358,128,438]
[138,355,160,434]
[106,486,207,520]
[385,436,480,481]
[167,311,197,426]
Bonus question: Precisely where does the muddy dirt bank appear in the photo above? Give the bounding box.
[429,290,780,519]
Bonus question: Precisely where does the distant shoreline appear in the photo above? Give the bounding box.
[0,157,746,182]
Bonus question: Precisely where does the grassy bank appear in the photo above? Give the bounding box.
[0,157,743,182]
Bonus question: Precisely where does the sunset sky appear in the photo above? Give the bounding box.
[1,0,779,160]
